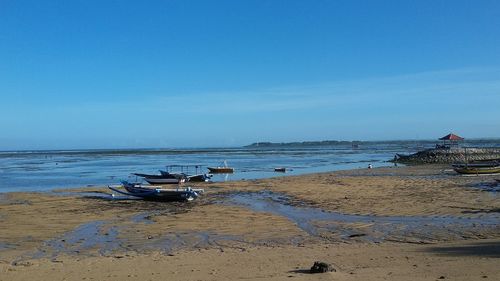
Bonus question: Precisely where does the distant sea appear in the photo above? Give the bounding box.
[1,140,498,192]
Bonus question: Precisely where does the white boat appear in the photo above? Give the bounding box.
[132,172,185,185]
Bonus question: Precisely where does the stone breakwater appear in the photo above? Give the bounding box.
[394,147,500,164]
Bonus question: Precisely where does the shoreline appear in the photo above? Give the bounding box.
[1,165,499,280]
[0,161,395,194]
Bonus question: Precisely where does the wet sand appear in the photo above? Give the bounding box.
[1,165,499,280]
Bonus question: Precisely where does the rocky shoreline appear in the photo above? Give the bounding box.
[394,147,500,164]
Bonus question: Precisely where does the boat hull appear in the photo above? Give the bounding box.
[208,167,234,173]
[109,182,203,201]
[453,166,500,175]
[160,170,210,182]
[133,172,185,185]
[144,178,183,184]
[187,174,212,182]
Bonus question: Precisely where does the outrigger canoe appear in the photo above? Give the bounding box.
[452,162,500,175]
[108,181,203,201]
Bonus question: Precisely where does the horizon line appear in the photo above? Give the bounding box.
[1,137,499,153]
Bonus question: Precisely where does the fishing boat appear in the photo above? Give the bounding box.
[159,170,211,182]
[160,165,212,182]
[207,160,234,173]
[143,177,185,184]
[188,173,212,182]
[452,162,500,175]
[274,167,287,172]
[108,181,203,201]
[132,172,185,185]
[452,147,500,175]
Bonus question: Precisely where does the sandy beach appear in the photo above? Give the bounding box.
[1,165,499,280]
[3,1,499,280]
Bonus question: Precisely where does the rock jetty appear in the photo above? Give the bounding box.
[394,147,500,164]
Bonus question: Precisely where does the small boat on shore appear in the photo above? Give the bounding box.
[187,173,212,182]
[160,170,211,182]
[160,165,211,182]
[452,161,500,175]
[132,172,185,185]
[143,177,185,184]
[108,181,203,201]
[160,165,212,182]
[208,160,234,174]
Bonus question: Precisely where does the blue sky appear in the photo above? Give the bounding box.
[0,0,499,149]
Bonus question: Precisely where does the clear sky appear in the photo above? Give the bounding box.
[1,0,499,150]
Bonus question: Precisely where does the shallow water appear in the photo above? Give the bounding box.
[0,143,422,192]
[225,191,500,242]
[32,221,121,260]
[0,242,15,251]
[26,216,244,259]
[472,182,500,194]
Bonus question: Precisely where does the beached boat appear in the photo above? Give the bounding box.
[132,172,185,185]
[207,160,234,173]
[160,171,211,182]
[108,181,203,201]
[160,169,211,182]
[187,173,212,182]
[143,177,185,184]
[452,162,500,175]
[160,165,212,182]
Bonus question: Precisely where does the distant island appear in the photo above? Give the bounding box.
[245,140,362,147]
[245,139,500,148]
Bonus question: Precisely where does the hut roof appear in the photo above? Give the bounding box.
[439,133,464,141]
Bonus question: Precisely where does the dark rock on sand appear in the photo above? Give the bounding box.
[310,261,335,273]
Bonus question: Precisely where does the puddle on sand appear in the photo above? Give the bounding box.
[0,242,16,251]
[224,191,500,243]
[471,182,500,194]
[31,221,121,260]
[21,212,245,260]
